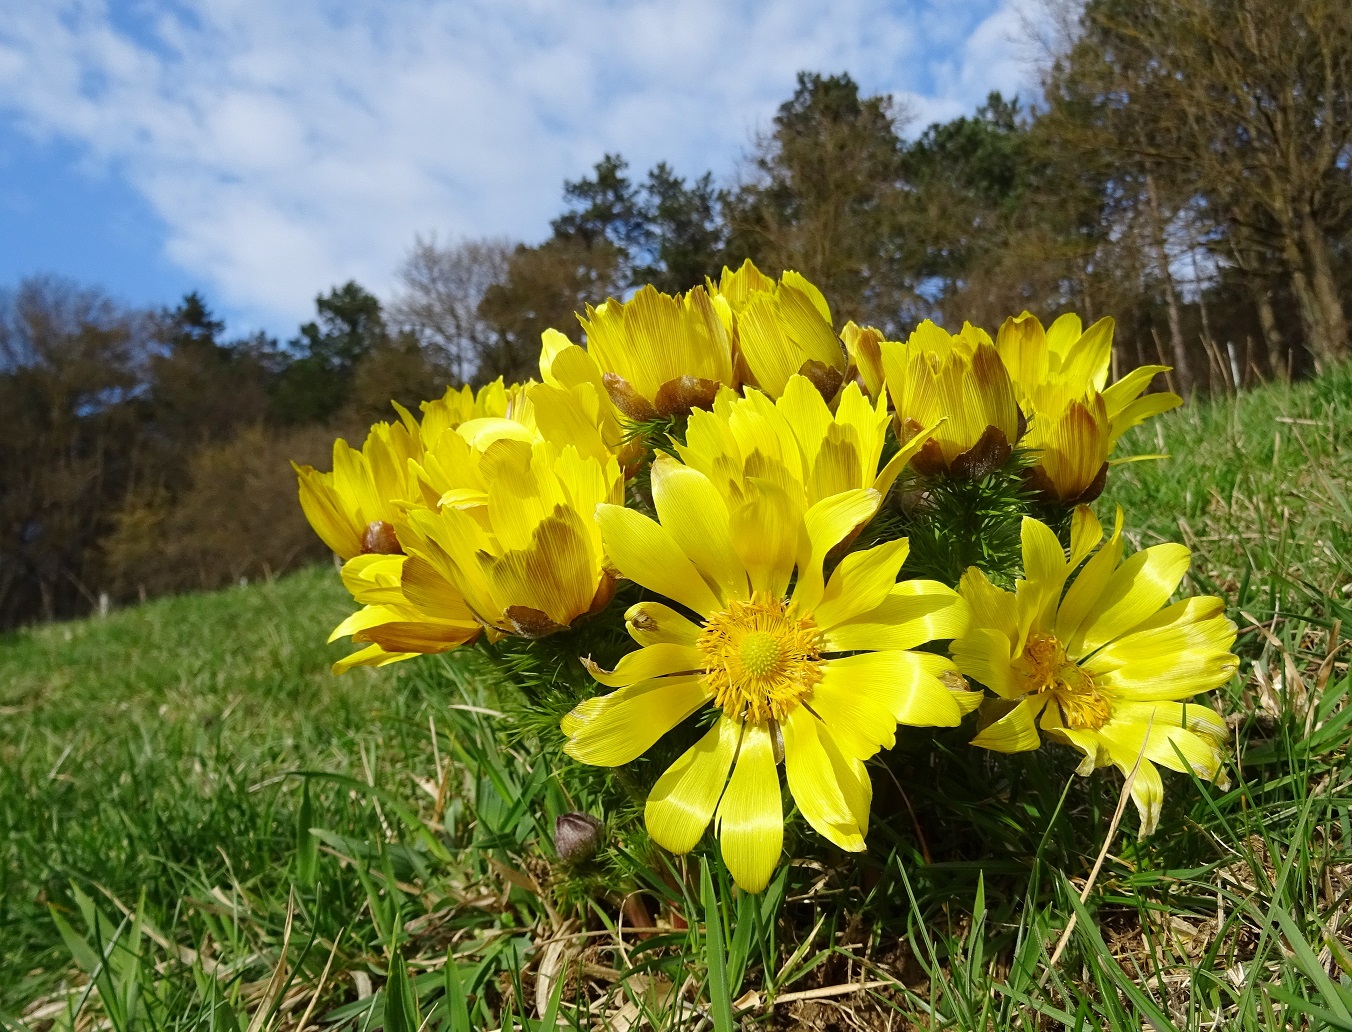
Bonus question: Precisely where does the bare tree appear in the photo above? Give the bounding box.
[389,236,513,384]
[1047,0,1352,369]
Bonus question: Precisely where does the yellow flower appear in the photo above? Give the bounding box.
[407,371,623,508]
[294,420,422,560]
[403,379,513,445]
[951,506,1238,835]
[995,312,1182,503]
[561,460,979,892]
[325,553,480,674]
[578,284,734,420]
[676,374,935,515]
[399,435,623,639]
[839,321,886,401]
[709,260,847,400]
[539,328,642,471]
[880,320,1023,478]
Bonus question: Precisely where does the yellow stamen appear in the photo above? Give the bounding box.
[697,594,823,723]
[1018,632,1112,730]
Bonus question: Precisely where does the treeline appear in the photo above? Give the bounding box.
[2,0,1349,628]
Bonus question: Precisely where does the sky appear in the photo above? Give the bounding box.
[0,0,1047,340]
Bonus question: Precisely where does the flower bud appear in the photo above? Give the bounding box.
[554,812,604,864]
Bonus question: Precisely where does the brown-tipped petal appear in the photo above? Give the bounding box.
[554,812,604,863]
[1075,462,1109,505]
[653,375,721,417]
[1029,461,1110,507]
[951,426,1014,479]
[1024,465,1058,503]
[908,437,950,478]
[503,605,569,638]
[603,372,658,421]
[360,520,403,555]
[797,359,844,403]
[586,570,618,617]
[353,620,480,653]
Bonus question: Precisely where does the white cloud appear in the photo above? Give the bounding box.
[0,0,1045,329]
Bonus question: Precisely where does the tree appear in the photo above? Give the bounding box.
[634,164,725,293]
[477,237,621,382]
[1047,0,1352,369]
[389,236,512,384]
[900,93,1039,319]
[552,155,725,293]
[724,72,912,329]
[0,278,150,625]
[271,281,392,422]
[145,293,270,456]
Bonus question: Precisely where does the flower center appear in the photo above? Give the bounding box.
[738,632,783,677]
[1018,633,1112,731]
[697,595,823,724]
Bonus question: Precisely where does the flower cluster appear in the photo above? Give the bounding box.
[295,261,1235,891]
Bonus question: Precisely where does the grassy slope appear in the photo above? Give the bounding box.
[0,566,410,1009]
[1,366,1349,1030]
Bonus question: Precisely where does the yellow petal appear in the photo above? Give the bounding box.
[950,627,1018,698]
[812,539,911,631]
[341,553,407,606]
[1045,312,1084,357]
[782,270,833,326]
[356,619,480,654]
[715,721,783,893]
[562,677,710,766]
[401,506,500,626]
[1021,516,1069,628]
[995,311,1048,392]
[1059,316,1114,392]
[782,707,869,851]
[738,293,799,398]
[596,504,723,617]
[958,565,1017,641]
[1098,704,1227,783]
[329,605,402,644]
[970,697,1046,752]
[729,483,800,600]
[624,601,704,647]
[874,419,939,498]
[821,579,968,652]
[1104,743,1164,838]
[1068,505,1103,568]
[400,555,478,624]
[1055,507,1125,646]
[816,651,965,749]
[295,463,363,559]
[645,715,740,855]
[1107,391,1182,447]
[650,457,749,605]
[1071,543,1191,655]
[584,643,704,688]
[1084,598,1237,699]
[332,643,417,675]
[791,488,881,612]
[483,508,598,627]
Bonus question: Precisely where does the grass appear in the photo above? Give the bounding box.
[2,365,1350,1031]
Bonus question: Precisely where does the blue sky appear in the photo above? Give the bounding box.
[0,0,1047,340]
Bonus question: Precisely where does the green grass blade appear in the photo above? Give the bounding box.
[700,859,734,1032]
[1269,907,1352,1022]
[295,780,318,889]
[1063,885,1178,1032]
[383,951,420,1032]
[443,950,473,1032]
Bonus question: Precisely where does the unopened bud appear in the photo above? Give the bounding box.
[360,520,401,555]
[554,812,604,864]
